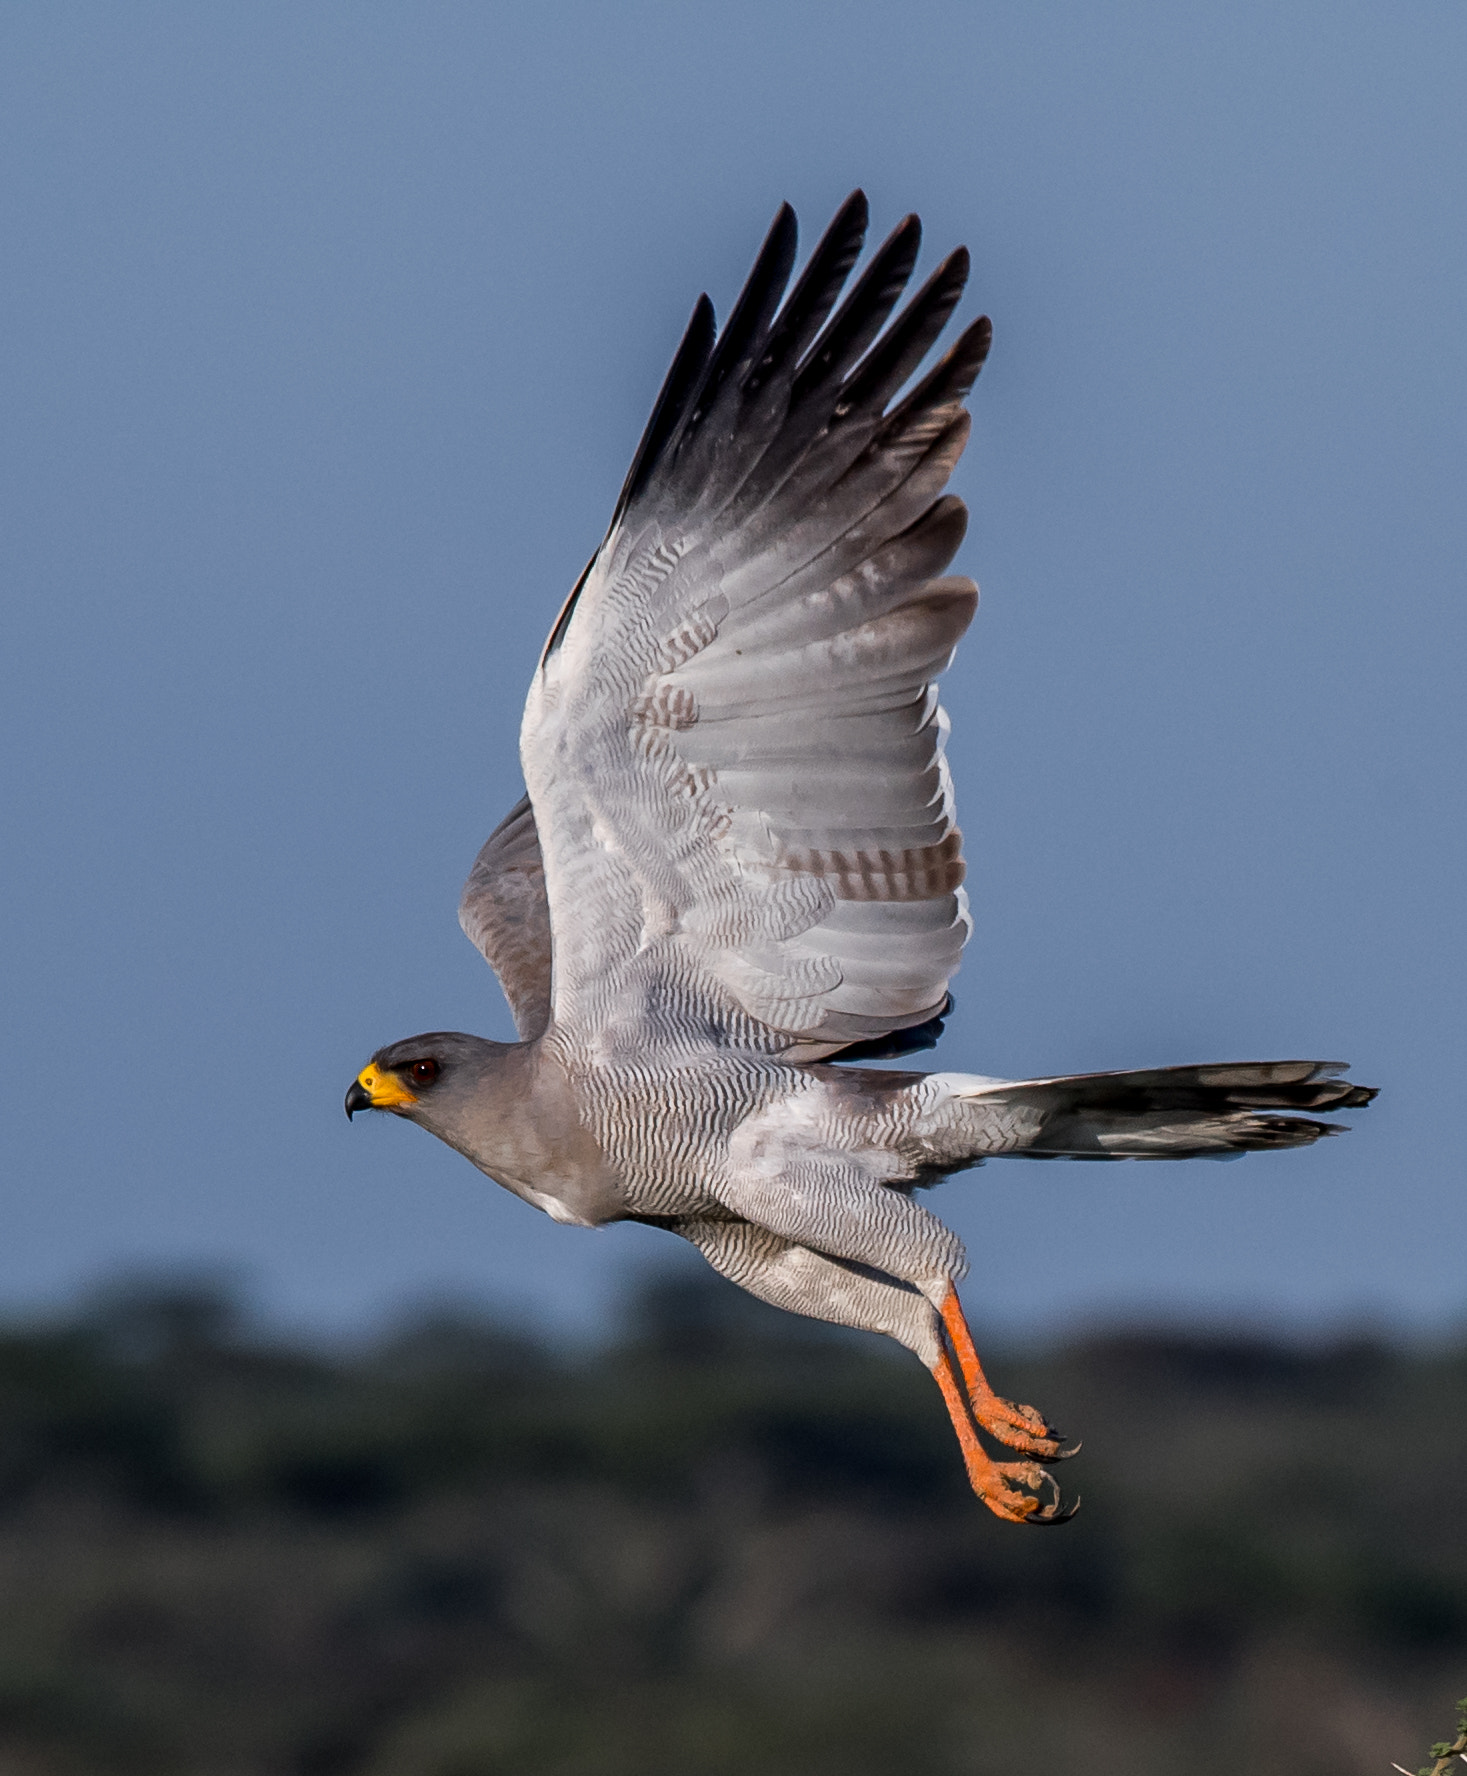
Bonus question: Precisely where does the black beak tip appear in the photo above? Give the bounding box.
[344,1080,371,1120]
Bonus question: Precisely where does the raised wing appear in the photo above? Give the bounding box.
[458,793,553,1040]
[521,193,991,1061]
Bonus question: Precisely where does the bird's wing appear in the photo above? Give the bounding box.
[457,793,553,1039]
[519,193,990,1060]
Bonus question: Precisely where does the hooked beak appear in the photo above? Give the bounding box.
[345,1061,419,1120]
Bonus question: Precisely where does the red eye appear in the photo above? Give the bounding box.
[410,1059,439,1086]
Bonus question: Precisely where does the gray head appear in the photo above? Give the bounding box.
[346,1027,620,1228]
[344,1031,515,1151]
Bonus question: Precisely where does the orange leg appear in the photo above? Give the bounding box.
[931,1344,1075,1524]
[941,1284,1077,1462]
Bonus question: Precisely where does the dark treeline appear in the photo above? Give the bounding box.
[0,1273,1462,1775]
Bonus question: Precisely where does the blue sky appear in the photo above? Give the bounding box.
[2,3,1463,1339]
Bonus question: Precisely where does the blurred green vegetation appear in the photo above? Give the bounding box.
[0,1272,1461,1775]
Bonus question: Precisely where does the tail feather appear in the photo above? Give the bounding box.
[947,1061,1376,1160]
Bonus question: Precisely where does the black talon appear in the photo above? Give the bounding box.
[1016,1471,1080,1525]
[1026,1495,1081,1525]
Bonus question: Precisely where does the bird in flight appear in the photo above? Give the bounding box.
[346,194,1374,1523]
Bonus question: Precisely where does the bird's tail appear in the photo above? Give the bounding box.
[919,1061,1376,1162]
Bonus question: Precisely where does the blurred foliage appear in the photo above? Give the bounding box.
[0,1272,1461,1774]
[1408,1692,1467,1776]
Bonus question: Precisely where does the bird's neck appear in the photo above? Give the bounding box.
[442,1039,623,1228]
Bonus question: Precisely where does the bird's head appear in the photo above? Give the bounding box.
[345,1032,512,1150]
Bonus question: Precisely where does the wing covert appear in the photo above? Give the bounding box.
[458,794,553,1040]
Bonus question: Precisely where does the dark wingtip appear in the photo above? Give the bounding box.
[603,290,717,537]
[757,203,800,294]
[792,210,925,398]
[672,204,800,444]
[833,189,871,249]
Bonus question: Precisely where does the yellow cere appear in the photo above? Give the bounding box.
[356,1062,418,1108]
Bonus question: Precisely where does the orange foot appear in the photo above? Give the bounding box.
[941,1285,1078,1463]
[932,1348,1077,1523]
[930,1285,1079,1525]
